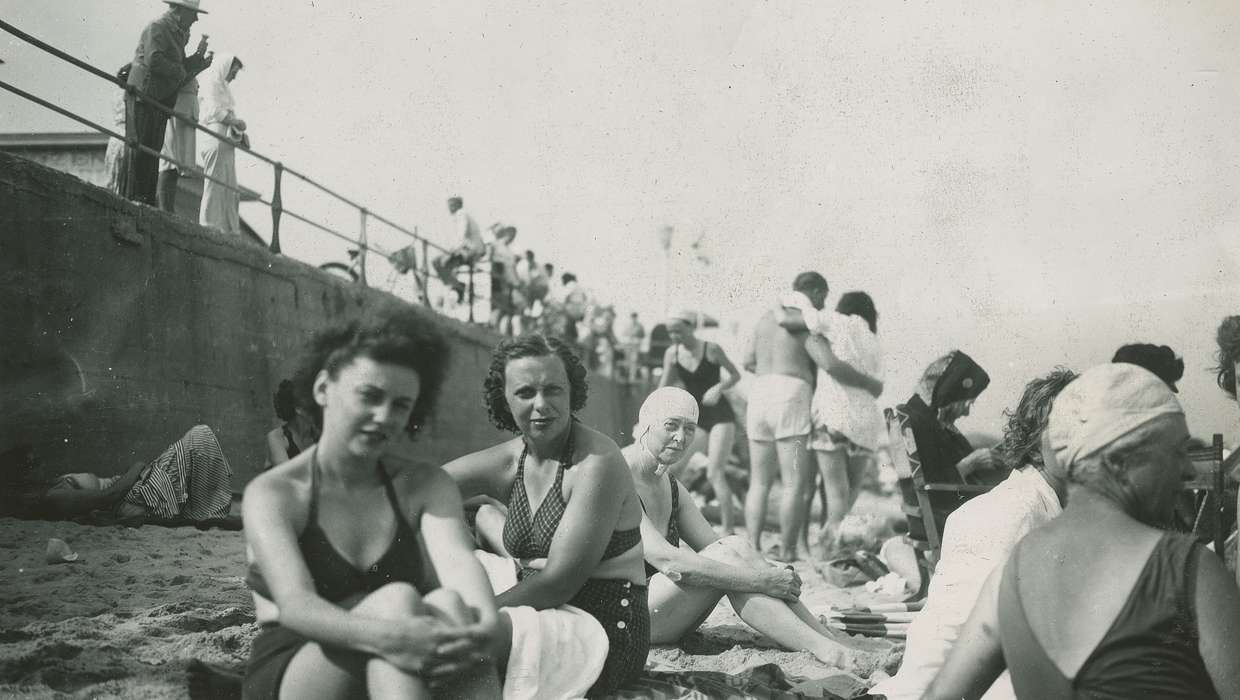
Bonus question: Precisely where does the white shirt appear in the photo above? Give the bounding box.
[782,293,884,450]
[870,466,1064,700]
[453,208,483,257]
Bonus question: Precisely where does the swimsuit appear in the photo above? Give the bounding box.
[998,532,1217,699]
[673,342,736,431]
[281,425,302,459]
[502,430,649,696]
[242,450,437,700]
[638,474,681,580]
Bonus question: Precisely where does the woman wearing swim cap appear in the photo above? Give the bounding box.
[624,387,862,667]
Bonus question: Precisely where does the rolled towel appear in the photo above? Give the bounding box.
[503,605,608,700]
[473,550,610,700]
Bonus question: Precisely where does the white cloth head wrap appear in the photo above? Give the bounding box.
[637,387,699,475]
[200,53,237,128]
[1048,363,1183,471]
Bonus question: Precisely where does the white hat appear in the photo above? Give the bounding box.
[164,0,208,13]
[1047,363,1183,471]
[638,387,699,428]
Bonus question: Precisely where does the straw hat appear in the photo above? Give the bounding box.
[164,0,208,14]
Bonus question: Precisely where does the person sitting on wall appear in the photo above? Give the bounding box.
[265,379,319,469]
[0,425,235,527]
[431,196,485,303]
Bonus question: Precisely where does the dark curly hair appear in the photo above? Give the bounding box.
[836,291,878,333]
[291,310,448,437]
[1111,343,1184,392]
[1215,316,1240,398]
[994,367,1077,470]
[484,333,588,433]
[272,379,298,422]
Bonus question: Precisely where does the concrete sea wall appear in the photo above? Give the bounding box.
[0,151,642,488]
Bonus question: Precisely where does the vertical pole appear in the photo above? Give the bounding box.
[467,263,476,323]
[358,208,369,287]
[420,235,431,306]
[269,163,283,253]
[1215,433,1226,557]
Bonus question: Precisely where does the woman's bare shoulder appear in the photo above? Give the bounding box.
[245,454,311,505]
[442,437,523,471]
[574,424,623,458]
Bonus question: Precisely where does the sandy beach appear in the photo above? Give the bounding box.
[0,491,906,699]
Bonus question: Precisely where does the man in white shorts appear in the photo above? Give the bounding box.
[742,272,827,561]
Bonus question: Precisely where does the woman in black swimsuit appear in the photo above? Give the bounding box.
[445,334,649,696]
[264,379,318,468]
[242,312,501,700]
[659,310,741,532]
[627,388,858,666]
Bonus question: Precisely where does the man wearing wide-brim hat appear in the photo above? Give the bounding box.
[122,0,213,206]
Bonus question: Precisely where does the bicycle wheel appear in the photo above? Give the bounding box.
[318,261,359,282]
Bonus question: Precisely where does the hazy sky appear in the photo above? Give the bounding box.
[4,1,1239,440]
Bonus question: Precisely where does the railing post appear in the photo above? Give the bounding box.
[419,231,431,307]
[467,264,475,323]
[358,208,369,286]
[269,162,283,254]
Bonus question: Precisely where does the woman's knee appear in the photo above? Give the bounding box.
[700,537,747,564]
[355,582,424,616]
[422,588,473,625]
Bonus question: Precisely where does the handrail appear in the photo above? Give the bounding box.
[0,18,456,304]
[0,77,406,266]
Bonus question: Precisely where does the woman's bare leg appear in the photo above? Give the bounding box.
[647,570,728,644]
[815,448,851,556]
[278,583,429,700]
[707,422,738,534]
[846,451,874,511]
[699,541,849,665]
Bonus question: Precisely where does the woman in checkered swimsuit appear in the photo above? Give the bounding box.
[445,334,650,696]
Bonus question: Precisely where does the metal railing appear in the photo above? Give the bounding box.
[0,18,486,316]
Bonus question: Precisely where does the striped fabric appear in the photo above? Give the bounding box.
[123,425,233,520]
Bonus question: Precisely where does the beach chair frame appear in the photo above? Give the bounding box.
[884,406,992,579]
[1185,433,1230,557]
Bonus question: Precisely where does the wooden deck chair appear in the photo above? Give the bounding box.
[884,406,993,593]
[1184,434,1231,557]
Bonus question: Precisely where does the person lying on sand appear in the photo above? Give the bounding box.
[0,425,235,526]
[624,387,861,667]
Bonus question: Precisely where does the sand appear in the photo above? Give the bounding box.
[0,492,907,699]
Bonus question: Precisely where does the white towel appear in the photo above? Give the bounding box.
[473,551,610,700]
[503,604,608,700]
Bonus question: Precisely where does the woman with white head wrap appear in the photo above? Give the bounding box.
[198,53,245,235]
[622,387,866,667]
[926,363,1240,700]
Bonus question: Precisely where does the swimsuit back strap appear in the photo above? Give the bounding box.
[307,447,321,524]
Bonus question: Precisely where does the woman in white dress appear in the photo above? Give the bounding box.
[782,291,884,556]
[198,54,246,235]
